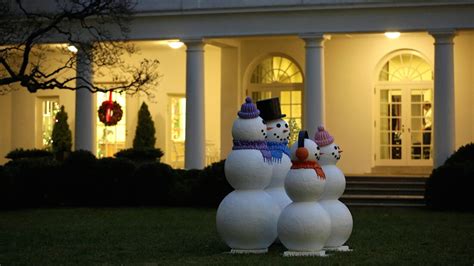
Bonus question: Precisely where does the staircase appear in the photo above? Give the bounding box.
[341,175,428,207]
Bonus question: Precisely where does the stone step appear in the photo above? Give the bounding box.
[344,187,425,195]
[341,175,428,207]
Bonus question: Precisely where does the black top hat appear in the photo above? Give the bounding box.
[256,97,286,121]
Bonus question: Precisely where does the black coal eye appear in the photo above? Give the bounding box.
[262,120,266,124]
[317,147,320,150]
[332,152,335,155]
[334,146,337,150]
[276,123,281,128]
[285,123,288,128]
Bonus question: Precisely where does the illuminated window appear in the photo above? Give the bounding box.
[251,56,303,84]
[249,55,303,145]
[379,53,433,82]
[169,96,186,168]
[38,97,60,150]
[171,97,186,142]
[96,92,126,158]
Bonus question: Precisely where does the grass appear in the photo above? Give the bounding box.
[1,207,473,265]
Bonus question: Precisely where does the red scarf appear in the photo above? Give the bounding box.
[291,161,326,180]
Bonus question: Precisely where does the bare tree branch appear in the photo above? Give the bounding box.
[0,0,159,97]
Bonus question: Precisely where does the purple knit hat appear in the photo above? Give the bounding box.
[314,125,334,147]
[238,96,260,119]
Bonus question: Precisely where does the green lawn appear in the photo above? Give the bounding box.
[1,207,473,265]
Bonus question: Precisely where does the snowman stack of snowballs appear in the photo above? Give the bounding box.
[216,96,280,254]
[277,131,331,257]
[314,125,353,252]
[256,98,292,215]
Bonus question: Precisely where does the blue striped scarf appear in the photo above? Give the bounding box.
[267,141,291,163]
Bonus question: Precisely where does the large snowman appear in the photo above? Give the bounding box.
[256,98,292,212]
[216,97,280,254]
[277,131,331,257]
[314,125,353,251]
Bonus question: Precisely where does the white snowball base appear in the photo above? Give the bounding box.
[216,190,280,250]
[319,199,353,248]
[278,202,331,252]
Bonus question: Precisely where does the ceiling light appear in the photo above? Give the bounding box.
[384,32,401,39]
[168,41,184,49]
[67,45,78,53]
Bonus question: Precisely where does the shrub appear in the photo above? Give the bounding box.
[5,148,53,160]
[60,150,97,206]
[425,143,474,211]
[92,157,136,206]
[133,102,156,149]
[194,160,232,207]
[134,162,176,206]
[114,148,164,163]
[2,157,60,208]
[51,105,72,160]
[444,143,474,165]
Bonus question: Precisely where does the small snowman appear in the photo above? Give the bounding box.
[314,125,353,252]
[277,131,331,257]
[256,98,292,213]
[216,96,280,254]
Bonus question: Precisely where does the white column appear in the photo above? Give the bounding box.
[75,44,95,153]
[184,39,205,169]
[301,33,326,138]
[430,30,456,167]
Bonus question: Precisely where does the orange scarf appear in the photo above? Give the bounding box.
[291,161,326,180]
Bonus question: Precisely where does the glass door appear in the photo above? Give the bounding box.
[376,86,433,165]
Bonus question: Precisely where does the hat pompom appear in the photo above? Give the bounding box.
[238,96,260,119]
[314,125,334,147]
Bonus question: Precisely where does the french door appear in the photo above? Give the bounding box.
[375,83,433,166]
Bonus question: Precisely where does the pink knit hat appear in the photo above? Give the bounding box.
[314,125,334,147]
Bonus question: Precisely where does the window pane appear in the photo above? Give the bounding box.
[292,91,302,104]
[291,105,301,118]
[281,91,291,104]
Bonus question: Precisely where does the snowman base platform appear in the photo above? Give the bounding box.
[283,250,327,257]
[230,248,268,254]
[324,245,352,252]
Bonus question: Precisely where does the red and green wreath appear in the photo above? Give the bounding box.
[98,100,123,126]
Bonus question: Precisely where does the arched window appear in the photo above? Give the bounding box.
[251,56,303,84]
[248,55,303,144]
[378,53,433,82]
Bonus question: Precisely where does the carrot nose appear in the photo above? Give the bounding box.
[339,150,343,153]
[296,147,308,161]
[267,127,273,130]
[283,129,288,133]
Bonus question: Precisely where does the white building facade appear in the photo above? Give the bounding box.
[1,1,473,174]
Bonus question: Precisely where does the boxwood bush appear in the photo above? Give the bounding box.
[425,143,474,211]
[6,148,53,160]
[0,153,230,209]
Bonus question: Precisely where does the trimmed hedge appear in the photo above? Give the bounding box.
[6,148,53,160]
[114,148,164,163]
[0,154,229,209]
[425,143,474,211]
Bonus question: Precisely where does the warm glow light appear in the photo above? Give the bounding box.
[67,45,78,53]
[168,41,184,49]
[384,32,401,39]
